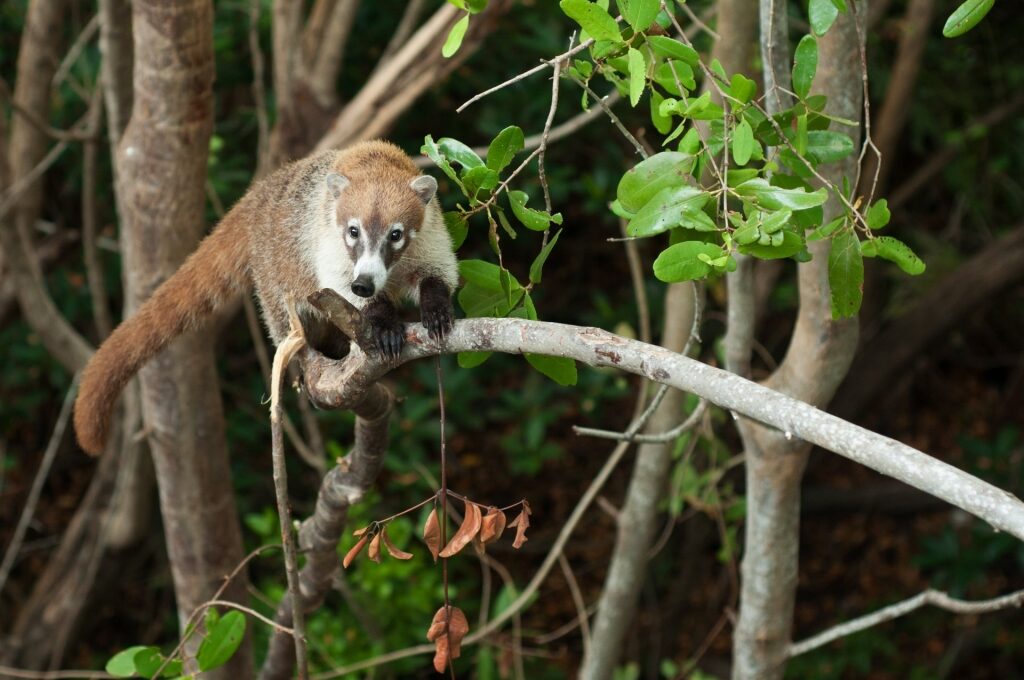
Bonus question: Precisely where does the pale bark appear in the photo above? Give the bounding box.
[98,0,133,146]
[731,4,864,679]
[1,0,93,373]
[116,2,251,676]
[581,1,757,674]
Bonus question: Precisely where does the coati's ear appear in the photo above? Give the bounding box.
[326,173,349,198]
[410,175,438,204]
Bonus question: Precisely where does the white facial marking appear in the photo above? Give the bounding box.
[353,251,388,292]
[345,218,361,246]
[388,223,405,249]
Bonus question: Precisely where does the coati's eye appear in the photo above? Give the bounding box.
[389,229,403,242]
[348,226,359,239]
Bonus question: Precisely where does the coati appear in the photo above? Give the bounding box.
[74,140,458,456]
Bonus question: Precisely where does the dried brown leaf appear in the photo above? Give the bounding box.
[342,535,368,569]
[368,532,382,563]
[479,507,507,544]
[423,508,441,562]
[439,500,482,558]
[508,502,532,549]
[426,605,470,673]
[352,525,370,537]
[381,528,414,560]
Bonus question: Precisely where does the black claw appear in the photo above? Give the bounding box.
[372,323,404,362]
[422,302,454,342]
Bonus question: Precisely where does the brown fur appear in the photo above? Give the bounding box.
[73,140,455,455]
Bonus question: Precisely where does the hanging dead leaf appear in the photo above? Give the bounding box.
[368,532,382,563]
[381,528,413,560]
[439,500,482,558]
[352,525,370,538]
[479,507,507,544]
[508,501,532,549]
[426,605,470,673]
[423,508,441,562]
[342,535,368,568]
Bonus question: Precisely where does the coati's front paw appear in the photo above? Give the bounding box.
[372,318,405,361]
[419,276,454,342]
[422,298,454,341]
[363,297,404,361]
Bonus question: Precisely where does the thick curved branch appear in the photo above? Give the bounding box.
[302,291,1024,542]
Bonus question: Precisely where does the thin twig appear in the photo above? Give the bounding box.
[675,0,719,40]
[570,76,647,159]
[558,554,592,660]
[573,398,707,442]
[0,374,80,596]
[82,84,111,338]
[270,317,309,678]
[0,79,93,142]
[436,356,454,675]
[537,58,562,218]
[249,0,271,176]
[456,38,595,113]
[0,140,71,220]
[789,588,1024,658]
[52,14,100,89]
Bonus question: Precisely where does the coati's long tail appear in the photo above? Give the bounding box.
[74,209,251,455]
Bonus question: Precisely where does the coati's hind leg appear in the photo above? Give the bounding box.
[363,296,405,361]
[419,276,454,341]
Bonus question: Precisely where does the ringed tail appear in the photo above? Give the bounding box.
[73,209,251,455]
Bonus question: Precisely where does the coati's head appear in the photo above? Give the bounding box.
[326,171,438,299]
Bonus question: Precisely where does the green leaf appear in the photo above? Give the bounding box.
[734,178,828,210]
[462,166,499,196]
[529,229,562,284]
[653,61,696,94]
[132,648,168,678]
[942,0,994,37]
[861,236,925,275]
[438,137,484,169]
[725,169,759,186]
[421,135,460,185]
[645,36,699,65]
[792,34,818,99]
[442,14,470,58]
[795,113,808,156]
[458,260,523,317]
[466,0,488,12]
[865,199,891,230]
[197,611,246,672]
[627,185,710,237]
[728,73,757,104]
[619,0,660,31]
[809,0,839,35]
[106,646,156,678]
[627,48,646,107]
[617,151,693,212]
[525,354,578,385]
[828,230,863,318]
[458,351,492,368]
[740,230,805,259]
[653,241,723,282]
[559,0,622,42]
[805,130,854,163]
[444,211,468,250]
[808,215,845,241]
[486,126,525,172]
[508,190,561,231]
[732,119,754,166]
[649,90,672,134]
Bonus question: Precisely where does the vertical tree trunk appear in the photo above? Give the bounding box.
[731,4,864,679]
[581,3,758,675]
[116,2,252,676]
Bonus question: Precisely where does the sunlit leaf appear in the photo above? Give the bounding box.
[442,15,470,58]
[792,34,818,99]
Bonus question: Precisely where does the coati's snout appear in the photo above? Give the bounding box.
[351,275,375,298]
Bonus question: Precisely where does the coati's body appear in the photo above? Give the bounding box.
[74,140,458,456]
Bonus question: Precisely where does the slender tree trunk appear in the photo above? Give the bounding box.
[581,3,758,675]
[731,4,864,679]
[116,2,252,676]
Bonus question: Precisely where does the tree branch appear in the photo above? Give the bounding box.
[789,588,1024,658]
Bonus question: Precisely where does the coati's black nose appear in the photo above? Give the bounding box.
[351,276,375,298]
